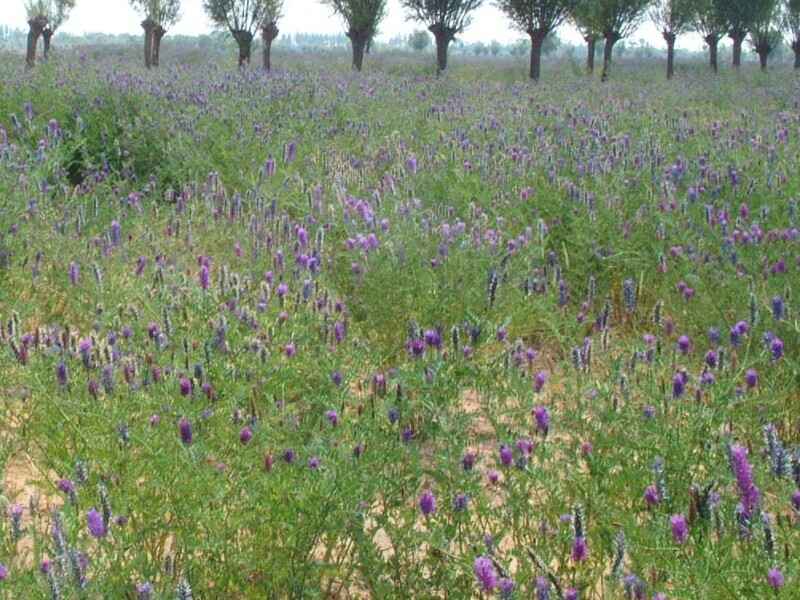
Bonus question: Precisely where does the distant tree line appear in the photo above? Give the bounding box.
[10,0,800,78]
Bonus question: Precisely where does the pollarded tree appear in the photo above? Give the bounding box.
[718,0,763,67]
[749,0,782,70]
[650,0,693,79]
[260,0,283,71]
[694,0,727,72]
[401,0,484,73]
[204,0,269,67]
[592,0,651,81]
[131,0,181,68]
[495,0,577,81]
[324,0,387,71]
[571,0,601,73]
[41,0,76,59]
[24,1,50,68]
[785,0,800,68]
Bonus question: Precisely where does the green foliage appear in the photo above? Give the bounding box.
[408,29,431,51]
[401,0,484,38]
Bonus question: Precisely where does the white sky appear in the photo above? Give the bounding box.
[3,0,705,49]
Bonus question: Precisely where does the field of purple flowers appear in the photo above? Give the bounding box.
[0,51,799,598]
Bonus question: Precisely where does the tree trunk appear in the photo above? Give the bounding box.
[757,49,768,71]
[26,18,46,69]
[601,32,619,82]
[794,41,800,69]
[585,35,596,74]
[429,24,453,75]
[731,32,744,68]
[350,35,366,71]
[663,31,676,79]
[261,22,279,71]
[232,30,253,68]
[153,27,166,67]
[705,34,719,73]
[42,28,53,60]
[142,19,155,69]
[528,31,546,81]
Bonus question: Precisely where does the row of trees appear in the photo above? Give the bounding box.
[203,0,800,77]
[20,0,800,79]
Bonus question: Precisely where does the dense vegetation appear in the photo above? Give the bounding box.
[0,44,799,599]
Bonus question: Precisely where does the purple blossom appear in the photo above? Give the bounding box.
[670,514,689,544]
[644,484,660,507]
[452,493,470,512]
[536,576,551,600]
[325,409,339,427]
[729,444,760,518]
[239,426,253,445]
[179,377,192,396]
[571,536,589,562]
[68,261,80,285]
[767,568,785,589]
[419,490,436,516]
[473,556,498,592]
[533,370,548,393]
[770,337,784,361]
[136,581,154,600]
[87,508,107,538]
[178,417,193,446]
[199,265,210,290]
[499,444,513,467]
[462,451,476,471]
[499,577,515,598]
[745,369,758,388]
[672,373,685,398]
[533,405,550,435]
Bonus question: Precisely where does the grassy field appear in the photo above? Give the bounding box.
[0,48,799,598]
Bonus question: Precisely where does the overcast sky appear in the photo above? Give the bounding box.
[3,0,706,49]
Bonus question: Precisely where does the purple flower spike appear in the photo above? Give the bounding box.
[729,444,760,518]
[239,426,253,445]
[325,409,339,427]
[670,514,688,544]
[178,417,193,446]
[644,485,660,507]
[770,337,784,361]
[767,568,784,589]
[473,556,498,592]
[419,490,436,516]
[571,536,589,562]
[672,373,685,399]
[136,582,154,600]
[533,370,548,393]
[499,444,513,467]
[745,369,758,388]
[87,508,107,538]
[533,406,550,435]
